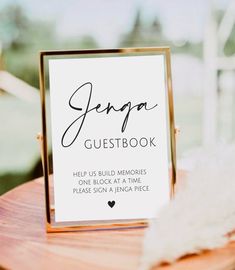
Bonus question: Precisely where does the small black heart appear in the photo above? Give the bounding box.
[108,201,115,208]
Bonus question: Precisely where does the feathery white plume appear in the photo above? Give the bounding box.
[141,145,235,270]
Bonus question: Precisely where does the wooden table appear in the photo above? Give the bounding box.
[0,177,235,270]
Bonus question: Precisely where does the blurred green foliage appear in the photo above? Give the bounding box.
[215,9,235,56]
[119,10,203,57]
[0,4,98,88]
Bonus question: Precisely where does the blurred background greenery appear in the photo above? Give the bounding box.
[0,0,235,194]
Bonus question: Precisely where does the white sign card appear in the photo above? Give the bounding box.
[40,48,176,228]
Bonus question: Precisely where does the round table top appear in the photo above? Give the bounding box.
[0,176,235,270]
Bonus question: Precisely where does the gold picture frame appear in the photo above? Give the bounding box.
[39,47,176,233]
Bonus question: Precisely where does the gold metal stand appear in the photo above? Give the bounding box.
[38,47,178,232]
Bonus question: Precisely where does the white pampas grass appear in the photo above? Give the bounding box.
[140,145,235,270]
